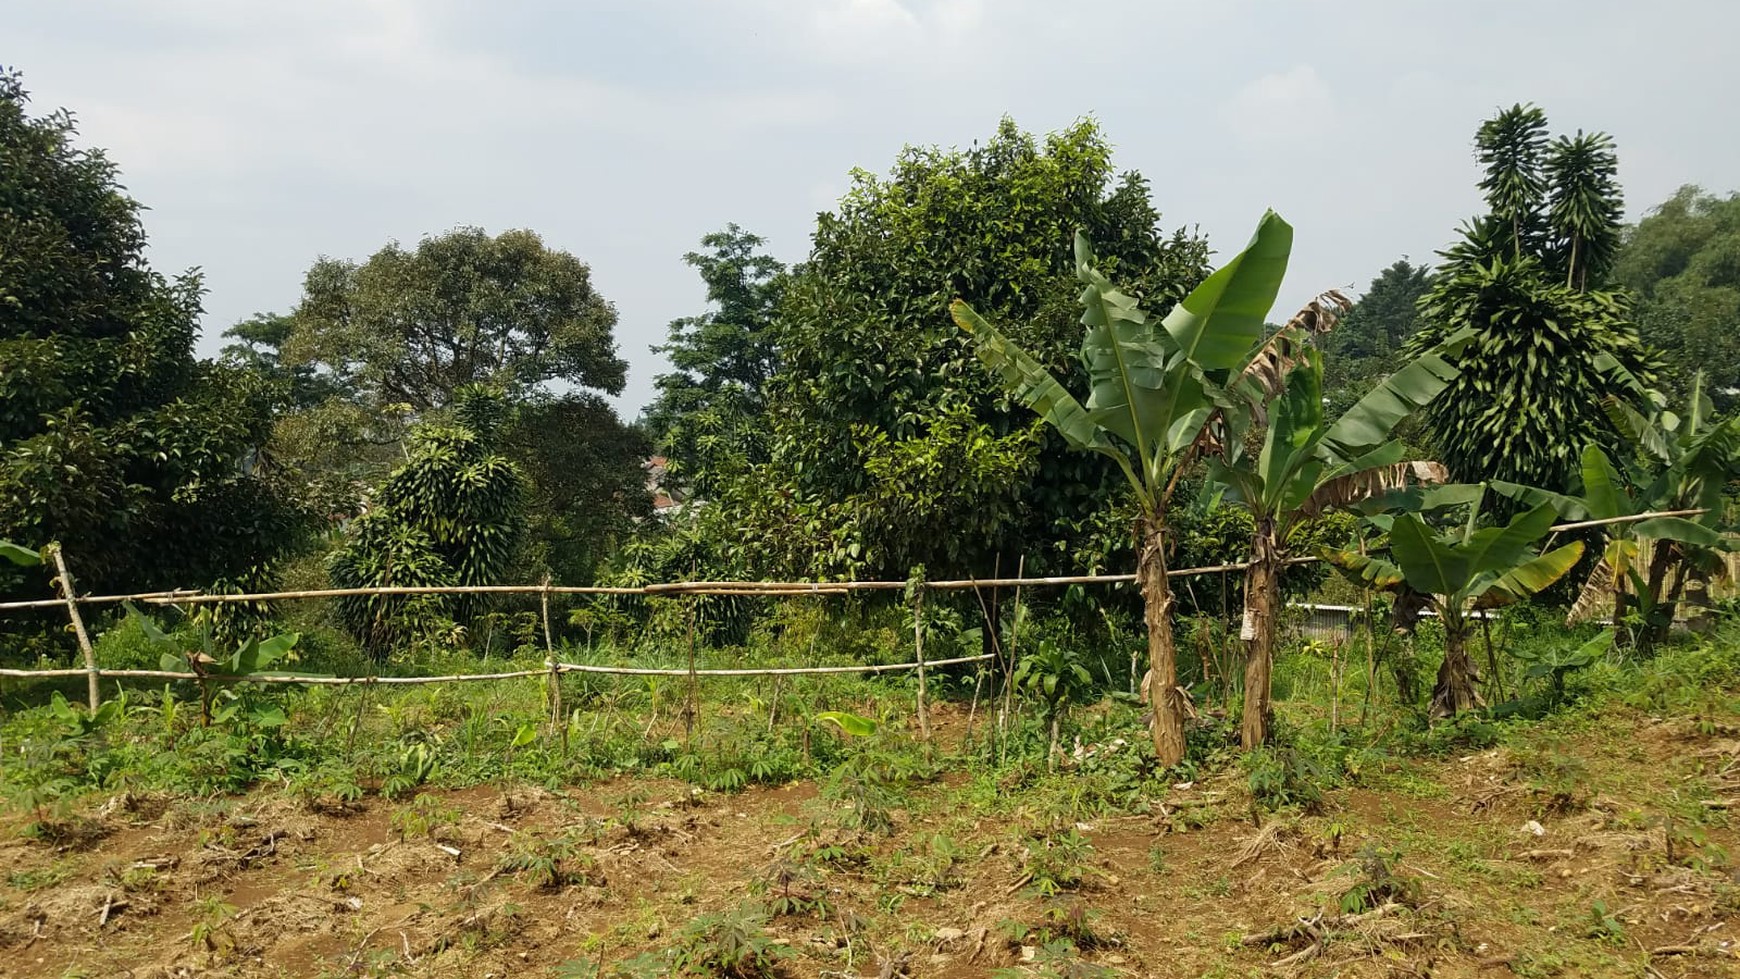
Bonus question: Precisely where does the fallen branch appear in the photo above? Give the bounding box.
[1241,903,1403,948]
[1516,849,1575,861]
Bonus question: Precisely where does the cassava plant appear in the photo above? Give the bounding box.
[953,212,1295,765]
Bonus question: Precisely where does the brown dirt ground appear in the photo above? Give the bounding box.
[5,706,1740,978]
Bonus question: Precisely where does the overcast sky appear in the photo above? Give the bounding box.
[7,1,1737,417]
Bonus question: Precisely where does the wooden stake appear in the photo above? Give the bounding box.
[684,594,698,740]
[541,577,564,745]
[1000,556,1026,755]
[912,584,930,740]
[49,545,100,712]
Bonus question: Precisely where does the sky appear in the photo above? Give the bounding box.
[7,0,1738,418]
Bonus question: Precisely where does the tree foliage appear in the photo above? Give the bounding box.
[0,68,306,601]
[506,394,652,586]
[1321,260,1432,416]
[285,227,626,410]
[1615,186,1740,411]
[759,118,1209,581]
[1407,104,1656,493]
[328,388,526,657]
[644,225,786,497]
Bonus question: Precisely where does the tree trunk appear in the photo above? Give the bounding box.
[1642,540,1681,648]
[1240,517,1280,750]
[1138,514,1186,767]
[1430,619,1480,718]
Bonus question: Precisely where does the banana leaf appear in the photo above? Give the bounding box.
[1161,210,1292,371]
[0,541,39,566]
[1474,542,1585,608]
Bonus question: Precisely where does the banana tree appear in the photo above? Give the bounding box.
[1206,341,1458,748]
[1327,499,1585,717]
[1492,374,1736,643]
[951,211,1292,766]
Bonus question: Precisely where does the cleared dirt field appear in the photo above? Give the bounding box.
[5,704,1740,978]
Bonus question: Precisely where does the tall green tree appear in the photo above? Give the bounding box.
[644,225,787,497]
[286,227,626,410]
[328,388,525,657]
[1406,104,1656,493]
[953,212,1292,767]
[0,67,305,603]
[1321,260,1432,416]
[281,230,646,583]
[761,118,1209,582]
[220,312,347,411]
[1615,186,1740,411]
[507,394,652,586]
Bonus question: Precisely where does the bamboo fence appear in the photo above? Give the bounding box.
[0,508,1713,730]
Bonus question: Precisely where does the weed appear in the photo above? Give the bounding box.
[1583,899,1625,944]
[6,862,72,891]
[187,896,238,955]
[381,742,439,800]
[1146,845,1166,874]
[989,939,1114,979]
[1512,746,1589,812]
[1338,845,1421,913]
[1001,900,1108,950]
[1245,745,1328,812]
[390,793,460,841]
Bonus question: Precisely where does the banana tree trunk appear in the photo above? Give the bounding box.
[1240,516,1281,750]
[1430,614,1480,718]
[1138,514,1186,767]
[1643,540,1681,647]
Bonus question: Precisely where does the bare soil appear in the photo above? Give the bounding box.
[5,706,1740,977]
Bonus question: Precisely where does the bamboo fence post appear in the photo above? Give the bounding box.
[999,556,1026,758]
[912,583,930,740]
[684,593,699,740]
[48,545,100,712]
[542,576,565,743]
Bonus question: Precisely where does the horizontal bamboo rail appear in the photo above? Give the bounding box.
[0,507,1718,716]
[0,557,1327,612]
[5,506,1702,614]
[0,654,994,684]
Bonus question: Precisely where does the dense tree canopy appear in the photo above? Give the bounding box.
[285,227,626,410]
[328,388,525,657]
[0,69,305,598]
[1321,259,1432,417]
[1407,104,1655,493]
[747,118,1209,579]
[1615,186,1740,410]
[258,230,651,587]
